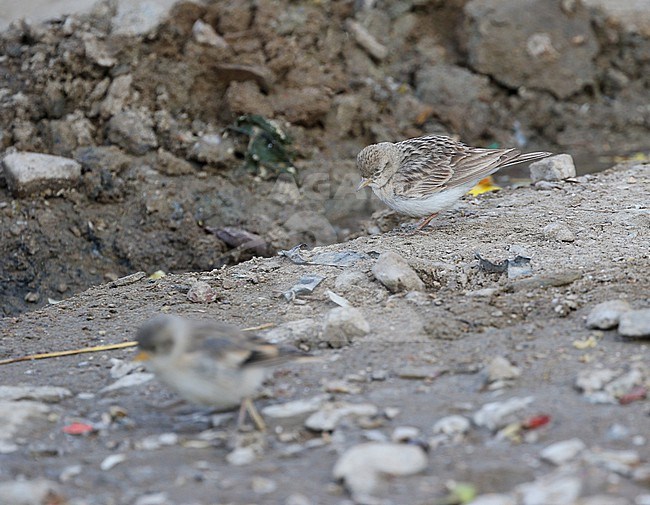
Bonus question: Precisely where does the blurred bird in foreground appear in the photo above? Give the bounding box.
[135,314,308,431]
[357,135,552,230]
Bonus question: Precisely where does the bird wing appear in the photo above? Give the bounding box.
[186,321,300,372]
[393,136,521,198]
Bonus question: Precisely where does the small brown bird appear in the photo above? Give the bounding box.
[357,135,552,229]
[135,314,306,430]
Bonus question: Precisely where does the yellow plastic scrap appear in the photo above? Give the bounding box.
[148,270,167,280]
[573,336,598,349]
[467,176,502,196]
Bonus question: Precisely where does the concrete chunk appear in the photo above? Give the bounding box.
[2,152,81,197]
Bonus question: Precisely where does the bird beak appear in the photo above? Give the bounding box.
[356,178,371,191]
[133,351,151,362]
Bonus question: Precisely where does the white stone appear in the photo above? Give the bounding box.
[192,20,228,48]
[261,318,318,345]
[0,479,61,505]
[322,307,370,348]
[586,300,631,329]
[618,308,650,337]
[540,438,586,465]
[0,386,72,403]
[262,395,329,419]
[391,426,420,442]
[372,251,425,293]
[251,476,277,494]
[575,368,617,394]
[582,0,650,36]
[468,495,517,505]
[473,396,534,431]
[2,152,81,197]
[100,372,154,393]
[485,356,521,382]
[100,453,126,471]
[0,400,51,449]
[576,495,631,505]
[543,222,575,242]
[226,446,257,466]
[112,0,179,36]
[432,415,471,436]
[82,33,117,67]
[584,449,640,476]
[305,401,378,431]
[333,442,427,497]
[109,358,141,379]
[516,473,582,505]
[134,493,170,505]
[530,154,576,182]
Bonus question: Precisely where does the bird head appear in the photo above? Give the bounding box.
[134,314,184,361]
[356,142,400,190]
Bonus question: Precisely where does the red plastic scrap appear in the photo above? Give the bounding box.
[619,386,647,405]
[522,414,551,430]
[62,422,94,435]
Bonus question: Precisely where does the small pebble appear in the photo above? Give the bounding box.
[322,307,370,348]
[134,493,170,505]
[576,496,631,505]
[100,453,126,471]
[584,449,640,476]
[187,281,218,303]
[473,396,534,431]
[24,292,40,303]
[372,251,425,293]
[575,368,618,394]
[540,438,586,465]
[305,401,378,431]
[468,495,516,505]
[251,476,277,494]
[515,473,582,505]
[543,222,575,242]
[285,494,312,505]
[485,356,521,383]
[100,372,154,393]
[226,446,257,466]
[529,154,576,182]
[0,479,62,505]
[391,426,420,442]
[0,386,72,403]
[333,442,427,497]
[262,395,328,419]
[432,415,471,436]
[192,20,229,48]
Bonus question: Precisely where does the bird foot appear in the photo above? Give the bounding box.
[415,212,438,231]
[237,397,266,432]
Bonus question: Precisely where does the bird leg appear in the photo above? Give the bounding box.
[237,397,266,432]
[415,212,438,231]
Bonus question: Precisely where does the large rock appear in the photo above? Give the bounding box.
[415,64,493,138]
[583,0,650,36]
[2,152,82,197]
[463,0,599,98]
[618,309,650,338]
[106,110,158,156]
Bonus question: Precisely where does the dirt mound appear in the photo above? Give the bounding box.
[1,0,650,315]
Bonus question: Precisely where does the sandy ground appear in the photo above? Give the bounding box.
[0,163,648,505]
